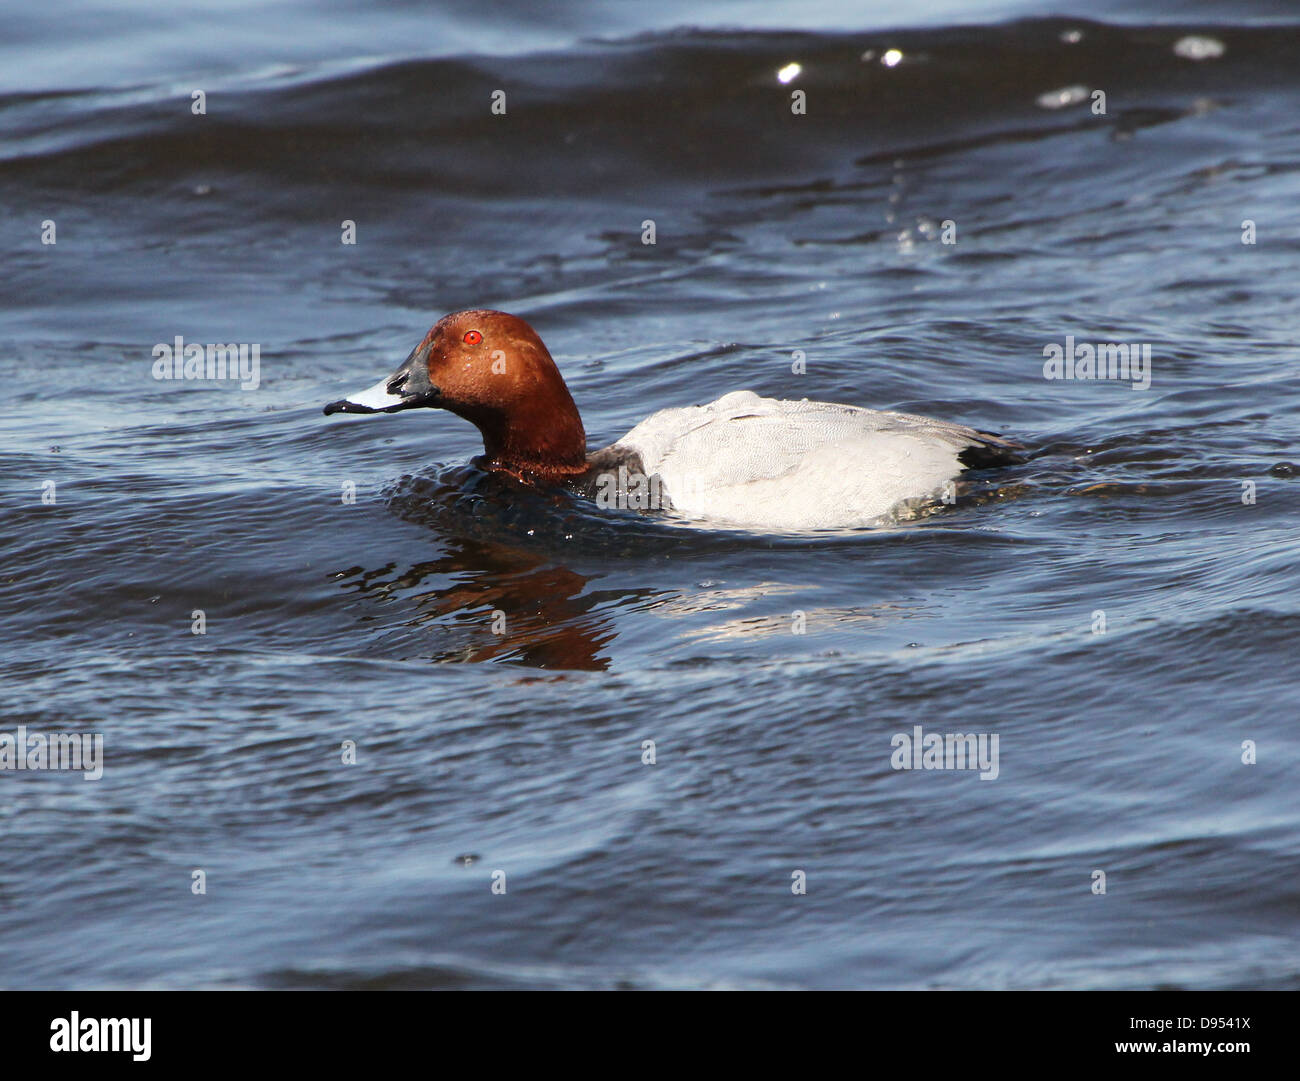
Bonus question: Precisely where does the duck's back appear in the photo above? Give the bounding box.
[607,390,1018,531]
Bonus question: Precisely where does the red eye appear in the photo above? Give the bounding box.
[463,330,482,345]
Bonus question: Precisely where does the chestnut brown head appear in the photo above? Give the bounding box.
[325,310,588,481]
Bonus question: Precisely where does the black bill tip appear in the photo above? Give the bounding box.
[323,399,380,416]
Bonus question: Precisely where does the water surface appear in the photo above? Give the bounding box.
[1,0,1298,989]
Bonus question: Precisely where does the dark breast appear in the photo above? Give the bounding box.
[569,445,670,512]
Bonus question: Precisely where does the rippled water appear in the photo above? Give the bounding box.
[2,0,1298,989]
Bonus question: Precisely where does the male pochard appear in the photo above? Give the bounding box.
[324,310,1022,531]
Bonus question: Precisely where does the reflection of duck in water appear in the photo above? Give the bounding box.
[335,535,628,671]
[325,310,1023,532]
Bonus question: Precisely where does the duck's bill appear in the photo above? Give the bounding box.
[323,342,438,416]
[323,375,421,415]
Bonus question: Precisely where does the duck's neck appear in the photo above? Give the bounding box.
[462,388,589,485]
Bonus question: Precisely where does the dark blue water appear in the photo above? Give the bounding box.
[2,0,1298,988]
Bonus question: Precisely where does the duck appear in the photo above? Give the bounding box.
[323,309,1023,531]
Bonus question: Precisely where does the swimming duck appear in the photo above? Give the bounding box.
[324,309,1022,531]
